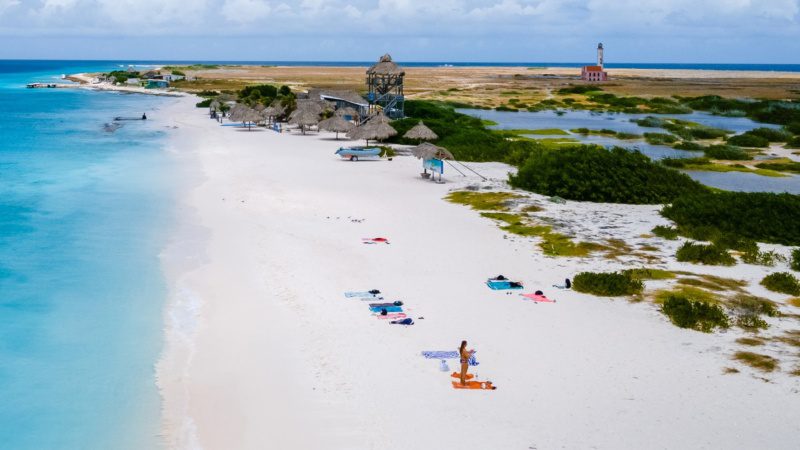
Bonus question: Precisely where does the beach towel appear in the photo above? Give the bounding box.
[368,302,403,308]
[421,351,479,366]
[362,237,390,244]
[450,372,475,380]
[452,380,496,390]
[376,313,407,320]
[390,318,414,325]
[486,280,524,290]
[521,293,556,303]
[369,306,403,313]
[345,291,379,298]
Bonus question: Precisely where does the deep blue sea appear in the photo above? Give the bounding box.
[3,59,800,72]
[0,61,175,449]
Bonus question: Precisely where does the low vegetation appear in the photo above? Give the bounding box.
[702,144,753,161]
[659,292,729,332]
[760,272,800,295]
[444,191,520,211]
[727,133,769,148]
[792,249,800,271]
[675,242,736,266]
[661,191,800,246]
[572,271,644,297]
[652,225,679,240]
[732,351,778,372]
[727,295,779,331]
[509,146,708,204]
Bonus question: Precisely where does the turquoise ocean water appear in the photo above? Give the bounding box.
[0,62,175,449]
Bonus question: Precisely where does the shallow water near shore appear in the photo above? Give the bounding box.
[460,108,798,193]
[0,62,175,449]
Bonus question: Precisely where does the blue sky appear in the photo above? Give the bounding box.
[1,0,798,63]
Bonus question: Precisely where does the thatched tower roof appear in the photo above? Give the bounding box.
[347,114,397,141]
[367,54,405,76]
[403,121,438,141]
[411,142,454,160]
[318,115,354,133]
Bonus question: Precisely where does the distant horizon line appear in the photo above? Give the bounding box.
[1,59,799,67]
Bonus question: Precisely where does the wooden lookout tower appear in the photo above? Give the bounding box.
[366,54,405,118]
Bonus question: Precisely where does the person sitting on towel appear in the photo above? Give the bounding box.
[509,281,523,288]
[459,340,475,386]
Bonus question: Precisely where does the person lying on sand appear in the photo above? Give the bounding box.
[459,340,475,386]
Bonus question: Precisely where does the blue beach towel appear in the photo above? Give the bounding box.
[421,351,479,366]
[486,280,524,291]
[370,306,403,313]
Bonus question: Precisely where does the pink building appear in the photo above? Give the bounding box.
[581,43,608,82]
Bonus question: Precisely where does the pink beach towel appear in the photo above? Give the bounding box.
[375,313,407,320]
[521,293,556,303]
[362,237,390,244]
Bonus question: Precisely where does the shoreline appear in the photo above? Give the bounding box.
[154,97,799,449]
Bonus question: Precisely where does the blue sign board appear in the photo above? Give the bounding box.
[423,158,444,174]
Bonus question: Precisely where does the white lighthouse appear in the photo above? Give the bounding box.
[597,43,604,67]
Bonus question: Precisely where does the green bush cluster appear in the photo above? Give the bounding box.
[741,248,785,267]
[676,241,736,266]
[660,157,710,168]
[660,294,729,332]
[786,136,800,149]
[237,84,294,109]
[792,249,800,271]
[754,161,800,174]
[680,96,800,126]
[747,127,792,142]
[760,272,800,295]
[652,225,679,239]
[557,85,604,95]
[727,133,770,148]
[509,146,708,204]
[196,98,213,108]
[572,271,644,296]
[644,132,679,145]
[728,295,778,331]
[703,144,751,160]
[662,191,800,246]
[673,141,705,151]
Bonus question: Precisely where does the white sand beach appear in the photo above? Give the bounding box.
[155,96,800,450]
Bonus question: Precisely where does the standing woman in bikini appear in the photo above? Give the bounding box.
[459,340,473,386]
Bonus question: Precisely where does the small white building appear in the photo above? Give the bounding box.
[125,78,141,86]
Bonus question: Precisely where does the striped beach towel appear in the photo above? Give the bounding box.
[345,291,379,298]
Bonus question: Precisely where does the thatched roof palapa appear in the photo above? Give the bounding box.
[347,113,397,144]
[403,121,438,141]
[318,115,354,139]
[411,142,454,160]
[367,54,405,76]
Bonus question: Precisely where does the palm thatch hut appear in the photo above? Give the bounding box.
[318,115,354,139]
[403,121,439,141]
[410,142,453,160]
[288,107,320,134]
[346,114,397,146]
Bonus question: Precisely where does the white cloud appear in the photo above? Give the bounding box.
[0,0,19,14]
[221,0,272,23]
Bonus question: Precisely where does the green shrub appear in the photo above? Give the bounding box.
[195,98,213,108]
[662,191,800,246]
[754,161,800,174]
[747,127,792,142]
[741,248,785,266]
[760,272,800,295]
[674,141,705,151]
[786,136,800,149]
[652,225,679,239]
[792,249,800,271]
[633,116,666,128]
[676,241,735,266]
[644,132,679,145]
[196,90,219,97]
[557,85,603,95]
[509,146,708,204]
[703,144,751,160]
[728,294,778,331]
[660,157,710,168]
[572,271,644,296]
[660,294,729,332]
[727,133,769,148]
